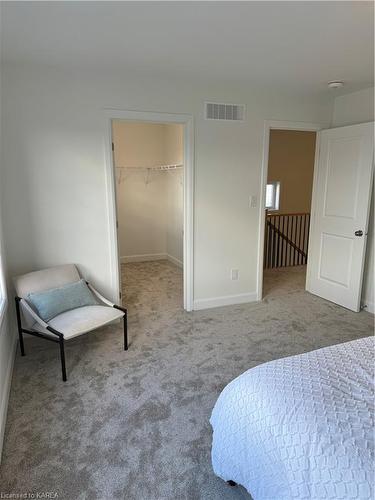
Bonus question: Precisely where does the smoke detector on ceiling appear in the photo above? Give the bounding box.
[328,80,344,89]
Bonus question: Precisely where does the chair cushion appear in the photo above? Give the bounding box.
[32,305,124,340]
[27,279,98,322]
[14,264,80,299]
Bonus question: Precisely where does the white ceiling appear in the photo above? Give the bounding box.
[1,1,373,94]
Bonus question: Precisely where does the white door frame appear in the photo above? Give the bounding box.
[103,109,194,311]
[257,120,324,300]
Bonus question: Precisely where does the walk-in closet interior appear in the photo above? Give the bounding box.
[112,121,184,314]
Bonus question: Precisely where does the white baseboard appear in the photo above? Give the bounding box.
[362,300,374,314]
[0,336,17,462]
[121,253,167,264]
[121,253,183,268]
[193,292,258,311]
[166,254,183,268]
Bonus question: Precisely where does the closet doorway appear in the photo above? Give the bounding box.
[111,119,187,315]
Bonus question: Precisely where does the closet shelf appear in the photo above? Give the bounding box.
[115,163,183,185]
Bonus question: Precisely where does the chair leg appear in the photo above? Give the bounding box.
[123,310,128,351]
[18,331,25,356]
[59,337,67,382]
[15,298,25,356]
[227,481,237,487]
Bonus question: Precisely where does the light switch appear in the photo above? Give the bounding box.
[249,195,257,208]
[231,269,239,281]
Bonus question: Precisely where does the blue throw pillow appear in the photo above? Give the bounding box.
[27,279,98,322]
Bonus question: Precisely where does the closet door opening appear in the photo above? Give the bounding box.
[112,120,185,318]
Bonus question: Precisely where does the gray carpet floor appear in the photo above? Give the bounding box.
[1,261,373,500]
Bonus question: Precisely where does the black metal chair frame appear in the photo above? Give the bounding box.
[15,294,128,382]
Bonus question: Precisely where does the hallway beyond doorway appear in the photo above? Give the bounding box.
[263,265,307,299]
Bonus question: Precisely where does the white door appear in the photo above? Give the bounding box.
[306,122,374,312]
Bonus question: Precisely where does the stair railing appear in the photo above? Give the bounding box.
[264,212,310,269]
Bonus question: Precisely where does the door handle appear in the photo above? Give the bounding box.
[354,230,363,237]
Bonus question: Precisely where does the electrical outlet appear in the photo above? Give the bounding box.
[231,269,239,281]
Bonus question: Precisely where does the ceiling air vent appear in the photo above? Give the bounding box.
[205,102,245,121]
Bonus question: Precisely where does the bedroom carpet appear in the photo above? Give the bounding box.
[1,261,373,500]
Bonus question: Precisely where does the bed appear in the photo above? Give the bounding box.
[210,337,374,500]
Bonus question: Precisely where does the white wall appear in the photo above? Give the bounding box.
[117,171,168,259]
[1,63,332,308]
[332,87,374,313]
[112,121,167,168]
[166,170,183,266]
[363,193,374,313]
[267,130,316,214]
[164,123,184,166]
[113,122,183,263]
[332,87,374,127]
[165,124,184,265]
[0,61,17,459]
[0,275,16,462]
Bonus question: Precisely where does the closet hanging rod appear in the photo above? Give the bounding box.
[115,164,183,171]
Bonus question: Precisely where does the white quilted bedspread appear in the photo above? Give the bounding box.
[210,337,374,500]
